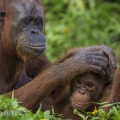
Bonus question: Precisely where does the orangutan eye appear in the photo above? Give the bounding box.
[36,19,42,24]
[74,79,82,87]
[86,82,95,91]
[24,17,32,24]
[87,83,93,87]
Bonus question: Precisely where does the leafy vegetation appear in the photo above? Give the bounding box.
[42,0,120,62]
[74,102,120,120]
[1,95,120,120]
[0,95,63,120]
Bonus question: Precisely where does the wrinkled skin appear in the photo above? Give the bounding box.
[11,0,46,61]
[0,0,116,111]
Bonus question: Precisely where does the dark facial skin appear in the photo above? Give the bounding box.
[10,0,46,61]
[70,72,105,111]
[0,0,46,94]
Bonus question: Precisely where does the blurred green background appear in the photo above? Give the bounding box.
[42,0,120,62]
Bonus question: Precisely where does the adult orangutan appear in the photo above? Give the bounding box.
[0,0,116,111]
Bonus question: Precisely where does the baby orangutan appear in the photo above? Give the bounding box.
[41,72,112,120]
[70,72,107,111]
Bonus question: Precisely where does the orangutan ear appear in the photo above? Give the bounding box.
[0,11,5,21]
